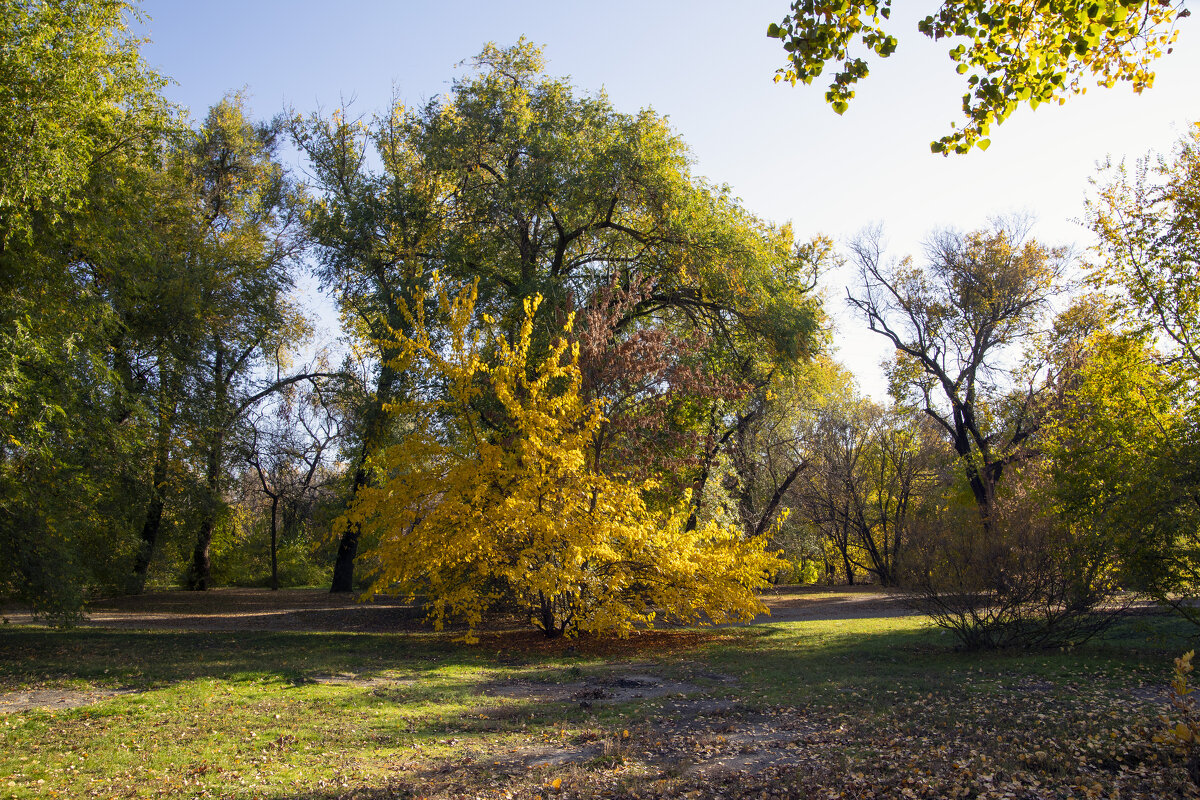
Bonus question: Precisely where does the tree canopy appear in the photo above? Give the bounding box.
[847,219,1069,522]
[296,40,828,593]
[769,1,1189,153]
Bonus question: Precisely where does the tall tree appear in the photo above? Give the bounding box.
[296,41,826,592]
[0,0,168,240]
[1081,122,1200,620]
[176,96,310,590]
[1089,121,1200,380]
[769,1,1189,153]
[847,219,1068,526]
[0,0,176,618]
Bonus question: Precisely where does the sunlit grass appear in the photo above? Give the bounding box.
[0,610,1196,798]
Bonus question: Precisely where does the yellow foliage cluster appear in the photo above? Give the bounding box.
[346,278,782,639]
[1160,650,1200,749]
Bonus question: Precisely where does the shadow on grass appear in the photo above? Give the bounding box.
[693,609,1199,706]
[0,607,1193,697]
[0,624,733,692]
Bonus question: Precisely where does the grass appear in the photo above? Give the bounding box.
[1,609,1199,798]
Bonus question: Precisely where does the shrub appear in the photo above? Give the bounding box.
[900,466,1123,649]
[350,283,784,639]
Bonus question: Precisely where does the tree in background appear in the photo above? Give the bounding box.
[348,280,783,639]
[1090,122,1200,381]
[290,98,444,593]
[243,380,346,590]
[847,219,1068,528]
[174,97,311,590]
[768,1,1189,153]
[841,220,1128,647]
[789,398,940,586]
[725,359,848,548]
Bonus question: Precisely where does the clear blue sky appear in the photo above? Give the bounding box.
[135,1,1200,398]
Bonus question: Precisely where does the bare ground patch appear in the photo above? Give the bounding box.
[481,673,702,705]
[0,687,140,713]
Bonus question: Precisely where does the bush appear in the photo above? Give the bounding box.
[796,558,821,585]
[900,466,1124,649]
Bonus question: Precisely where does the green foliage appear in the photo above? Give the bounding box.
[797,558,821,584]
[0,0,177,618]
[0,0,169,240]
[1046,327,1200,619]
[296,41,827,590]
[770,0,1187,153]
[1079,124,1200,620]
[0,29,307,611]
[1090,122,1200,380]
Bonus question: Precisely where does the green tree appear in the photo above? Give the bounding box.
[789,394,942,586]
[295,41,826,592]
[885,292,1126,648]
[769,1,1188,153]
[175,97,310,590]
[1081,123,1200,618]
[0,0,168,239]
[1089,122,1200,378]
[1045,328,1197,605]
[0,0,175,619]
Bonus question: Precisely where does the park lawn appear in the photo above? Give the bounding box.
[0,611,1198,799]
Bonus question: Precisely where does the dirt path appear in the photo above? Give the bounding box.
[1,585,917,634]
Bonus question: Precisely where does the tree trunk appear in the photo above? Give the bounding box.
[331,364,397,593]
[129,359,178,594]
[130,496,163,594]
[751,461,807,538]
[329,465,365,593]
[686,409,757,532]
[269,494,279,591]
[187,440,222,591]
[187,345,226,591]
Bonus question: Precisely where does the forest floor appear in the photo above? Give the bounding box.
[0,587,1197,799]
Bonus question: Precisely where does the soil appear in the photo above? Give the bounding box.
[1,584,918,634]
[0,687,141,713]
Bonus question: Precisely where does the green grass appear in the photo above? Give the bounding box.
[1,612,1197,798]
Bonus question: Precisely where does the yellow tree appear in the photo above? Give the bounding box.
[346,279,783,639]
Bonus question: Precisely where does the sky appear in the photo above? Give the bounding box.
[135,1,1200,398]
